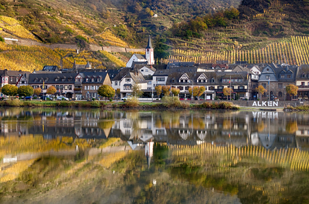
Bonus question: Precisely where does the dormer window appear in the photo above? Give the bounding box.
[302,74,306,78]
[86,78,89,82]
[266,75,270,79]
[287,75,291,79]
[92,78,95,82]
[97,78,100,82]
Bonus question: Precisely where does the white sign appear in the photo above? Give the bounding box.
[3,156,17,163]
[252,101,279,107]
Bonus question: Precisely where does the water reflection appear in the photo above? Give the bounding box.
[0,109,308,150]
[1,108,309,203]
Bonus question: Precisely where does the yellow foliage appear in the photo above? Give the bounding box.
[101,50,126,67]
[100,30,128,47]
[0,159,36,183]
[0,16,38,41]
[98,151,129,168]
[99,138,120,149]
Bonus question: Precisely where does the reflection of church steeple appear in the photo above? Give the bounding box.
[145,139,154,168]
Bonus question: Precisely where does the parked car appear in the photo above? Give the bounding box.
[56,96,69,101]
[25,96,32,101]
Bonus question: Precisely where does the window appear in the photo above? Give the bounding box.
[92,78,94,82]
[64,86,68,90]
[126,79,131,82]
[279,92,283,97]
[308,82,309,86]
[287,75,291,79]
[147,81,152,85]
[302,82,305,86]
[278,83,283,88]
[69,85,72,90]
[141,69,144,72]
[86,78,89,82]
[280,75,284,78]
[60,85,63,90]
[85,86,88,90]
[115,81,118,85]
[56,85,59,90]
[218,86,223,90]
[145,69,148,72]
[262,83,266,88]
[266,75,270,79]
[238,86,244,89]
[156,78,165,82]
[97,78,100,82]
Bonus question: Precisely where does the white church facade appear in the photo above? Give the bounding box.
[126,35,155,68]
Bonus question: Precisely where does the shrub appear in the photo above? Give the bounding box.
[57,101,74,107]
[200,102,212,108]
[91,101,100,107]
[8,99,23,107]
[125,97,139,108]
[219,102,233,109]
[162,96,189,108]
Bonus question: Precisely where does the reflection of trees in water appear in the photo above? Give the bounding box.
[257,121,266,132]
[286,121,298,133]
[188,118,205,129]
[161,112,180,128]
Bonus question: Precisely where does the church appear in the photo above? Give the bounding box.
[126,35,155,68]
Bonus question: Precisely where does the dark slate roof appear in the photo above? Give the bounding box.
[42,66,59,72]
[28,73,78,84]
[154,66,198,76]
[135,54,146,60]
[166,62,195,69]
[146,35,153,49]
[259,63,298,82]
[80,71,108,84]
[0,70,30,77]
[107,69,121,80]
[296,64,309,80]
[112,68,132,81]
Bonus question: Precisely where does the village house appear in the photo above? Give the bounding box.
[0,69,30,87]
[258,63,298,101]
[112,68,147,98]
[79,71,111,100]
[296,64,309,100]
[28,73,78,99]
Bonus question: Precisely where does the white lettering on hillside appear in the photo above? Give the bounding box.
[252,101,279,107]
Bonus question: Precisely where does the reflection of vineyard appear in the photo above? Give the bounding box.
[171,144,309,171]
[170,36,309,65]
[169,144,309,203]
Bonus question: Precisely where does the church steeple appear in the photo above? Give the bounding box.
[146,35,153,49]
[145,35,154,65]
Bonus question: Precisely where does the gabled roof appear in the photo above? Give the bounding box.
[112,68,132,81]
[296,64,309,80]
[80,71,108,84]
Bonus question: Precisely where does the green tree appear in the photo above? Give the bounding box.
[46,86,57,95]
[2,84,18,97]
[98,85,115,99]
[132,84,143,97]
[18,85,34,97]
[155,85,162,97]
[34,88,42,96]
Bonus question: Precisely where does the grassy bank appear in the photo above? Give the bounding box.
[0,99,239,110]
[284,105,309,112]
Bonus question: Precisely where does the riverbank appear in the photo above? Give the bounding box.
[0,99,239,110]
[284,105,309,112]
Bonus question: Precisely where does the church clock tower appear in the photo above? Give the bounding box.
[145,35,154,65]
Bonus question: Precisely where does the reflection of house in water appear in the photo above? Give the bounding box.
[145,139,154,168]
[250,133,297,150]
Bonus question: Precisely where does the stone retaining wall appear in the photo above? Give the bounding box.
[5,39,144,53]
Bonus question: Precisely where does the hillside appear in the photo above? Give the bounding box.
[167,0,309,65]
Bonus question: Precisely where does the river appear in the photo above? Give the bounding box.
[0,108,309,204]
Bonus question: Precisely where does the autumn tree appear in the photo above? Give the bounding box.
[155,85,162,97]
[197,87,206,99]
[162,86,171,96]
[17,85,34,97]
[34,88,42,96]
[2,84,18,97]
[132,84,143,97]
[171,88,180,96]
[98,85,115,99]
[46,86,57,95]
[116,88,121,98]
[286,84,298,99]
[188,87,199,98]
[255,85,266,101]
[223,87,233,99]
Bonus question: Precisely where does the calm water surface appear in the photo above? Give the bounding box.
[1,108,309,204]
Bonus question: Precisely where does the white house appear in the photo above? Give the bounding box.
[112,68,147,98]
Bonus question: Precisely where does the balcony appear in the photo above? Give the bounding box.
[298,85,309,91]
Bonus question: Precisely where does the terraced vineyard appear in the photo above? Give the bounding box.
[170,36,309,65]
